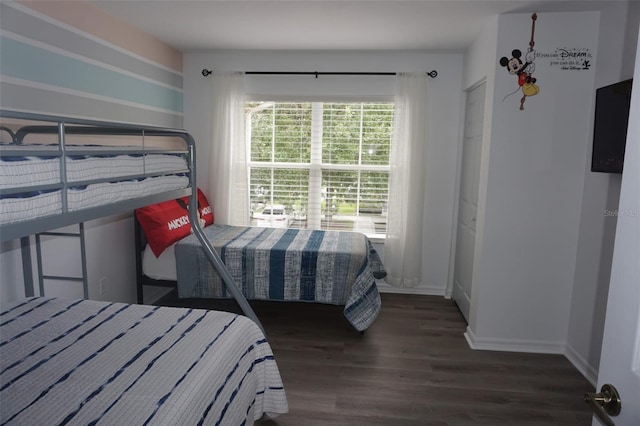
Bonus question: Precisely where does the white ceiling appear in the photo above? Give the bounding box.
[91,1,614,52]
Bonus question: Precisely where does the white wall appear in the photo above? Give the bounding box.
[0,240,26,305]
[460,1,639,385]
[465,11,601,353]
[0,215,137,305]
[183,50,464,295]
[463,16,499,90]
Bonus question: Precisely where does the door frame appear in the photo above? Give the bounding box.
[447,78,487,303]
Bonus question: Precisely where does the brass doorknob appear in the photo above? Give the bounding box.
[584,384,621,426]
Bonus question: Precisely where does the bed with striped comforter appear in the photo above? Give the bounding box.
[0,297,288,425]
[175,225,385,332]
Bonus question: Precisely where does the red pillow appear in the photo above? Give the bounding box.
[193,188,214,226]
[135,189,214,257]
[136,198,192,257]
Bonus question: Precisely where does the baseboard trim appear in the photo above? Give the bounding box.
[375,280,445,296]
[464,326,566,354]
[564,343,598,386]
[465,328,598,385]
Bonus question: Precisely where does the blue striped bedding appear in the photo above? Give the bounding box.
[175,225,384,331]
[0,297,288,425]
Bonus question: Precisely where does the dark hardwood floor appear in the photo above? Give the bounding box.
[156,292,595,425]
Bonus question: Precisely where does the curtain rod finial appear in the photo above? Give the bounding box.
[202,69,212,77]
[427,70,438,78]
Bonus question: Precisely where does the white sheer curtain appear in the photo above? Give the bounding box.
[384,73,429,288]
[208,72,250,226]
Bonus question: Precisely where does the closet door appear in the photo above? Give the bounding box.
[453,82,485,322]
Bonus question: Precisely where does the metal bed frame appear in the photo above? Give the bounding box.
[0,110,264,332]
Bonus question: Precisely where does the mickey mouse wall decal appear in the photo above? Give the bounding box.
[499,13,539,110]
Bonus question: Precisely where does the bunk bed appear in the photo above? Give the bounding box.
[0,110,288,424]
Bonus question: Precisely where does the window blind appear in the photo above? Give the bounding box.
[247,101,393,237]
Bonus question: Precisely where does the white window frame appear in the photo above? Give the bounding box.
[246,100,392,239]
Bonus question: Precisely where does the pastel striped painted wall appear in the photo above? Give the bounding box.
[0,1,183,128]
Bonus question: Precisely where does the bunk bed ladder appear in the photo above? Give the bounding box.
[35,223,89,299]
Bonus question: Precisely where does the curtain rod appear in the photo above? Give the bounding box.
[201,69,438,78]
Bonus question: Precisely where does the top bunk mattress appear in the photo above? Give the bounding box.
[0,146,189,224]
[0,145,188,189]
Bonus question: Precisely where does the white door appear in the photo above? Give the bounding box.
[452,81,485,322]
[591,32,640,426]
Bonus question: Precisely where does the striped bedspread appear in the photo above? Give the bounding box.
[0,297,288,425]
[175,225,384,331]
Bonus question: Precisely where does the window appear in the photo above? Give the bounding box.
[247,101,394,238]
